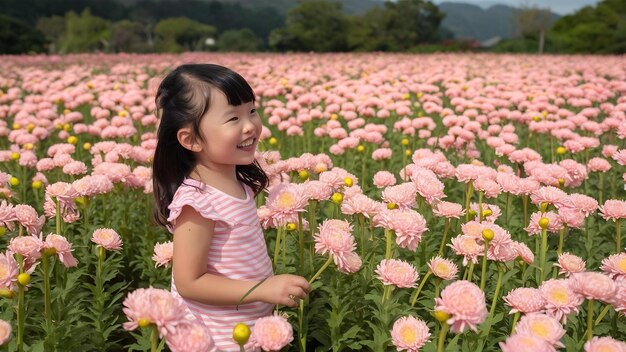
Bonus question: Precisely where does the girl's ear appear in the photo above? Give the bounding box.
[177,127,202,152]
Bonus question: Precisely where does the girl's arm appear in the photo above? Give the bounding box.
[172,205,310,307]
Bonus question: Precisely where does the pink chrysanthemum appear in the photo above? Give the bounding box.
[500,333,555,352]
[584,336,626,352]
[473,177,501,198]
[428,256,458,280]
[540,279,584,324]
[555,252,586,277]
[600,200,626,221]
[375,259,419,288]
[514,241,534,264]
[301,180,333,201]
[601,253,626,279]
[0,319,10,346]
[469,202,501,222]
[566,194,598,217]
[390,316,430,352]
[381,183,417,209]
[152,241,173,268]
[525,211,563,235]
[373,209,428,251]
[570,272,616,303]
[0,200,16,231]
[411,170,446,204]
[434,280,487,333]
[0,251,18,291]
[337,251,362,274]
[165,319,213,352]
[91,228,123,251]
[8,235,43,261]
[515,313,565,348]
[44,234,78,268]
[13,204,45,236]
[373,171,396,188]
[432,201,465,219]
[340,193,380,218]
[503,287,546,314]
[530,186,570,209]
[266,183,308,226]
[123,287,187,337]
[611,276,626,313]
[314,219,357,271]
[250,313,293,352]
[449,235,483,266]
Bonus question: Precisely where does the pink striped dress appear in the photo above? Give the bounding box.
[167,178,274,351]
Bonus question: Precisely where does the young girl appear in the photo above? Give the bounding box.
[152,64,310,351]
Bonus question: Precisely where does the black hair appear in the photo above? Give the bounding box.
[152,64,269,228]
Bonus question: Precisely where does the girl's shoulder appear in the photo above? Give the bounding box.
[166,178,254,231]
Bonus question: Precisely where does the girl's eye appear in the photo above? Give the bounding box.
[228,117,239,122]
[250,109,257,114]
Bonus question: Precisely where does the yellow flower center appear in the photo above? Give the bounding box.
[616,257,626,273]
[435,263,450,276]
[400,326,417,344]
[277,192,295,209]
[549,288,568,304]
[530,321,550,338]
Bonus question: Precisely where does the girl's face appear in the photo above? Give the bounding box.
[192,89,262,170]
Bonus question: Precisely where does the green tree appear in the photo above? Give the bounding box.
[271,0,348,52]
[36,15,66,53]
[154,17,217,53]
[217,28,262,52]
[58,9,111,53]
[550,0,625,53]
[0,15,46,54]
[111,20,151,53]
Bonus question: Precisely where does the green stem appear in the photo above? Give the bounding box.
[273,226,282,269]
[511,312,520,334]
[43,255,52,339]
[558,228,565,256]
[55,197,62,235]
[478,191,484,223]
[479,240,490,291]
[598,173,604,206]
[151,325,158,352]
[385,228,393,260]
[467,261,475,283]
[586,299,594,341]
[410,271,432,307]
[359,214,366,259]
[17,254,25,352]
[299,299,306,352]
[437,323,449,352]
[308,256,333,286]
[595,305,611,326]
[487,265,504,334]
[437,219,450,256]
[617,219,621,254]
[539,228,548,285]
[465,182,473,222]
[298,213,304,276]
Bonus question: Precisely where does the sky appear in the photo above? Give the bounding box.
[430,0,601,15]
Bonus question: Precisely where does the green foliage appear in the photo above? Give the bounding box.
[0,15,46,54]
[58,9,111,53]
[154,17,217,53]
[272,0,349,52]
[549,0,626,53]
[217,28,262,52]
[110,20,151,53]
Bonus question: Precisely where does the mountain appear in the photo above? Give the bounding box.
[438,2,561,41]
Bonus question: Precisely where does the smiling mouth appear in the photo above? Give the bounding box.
[237,138,256,148]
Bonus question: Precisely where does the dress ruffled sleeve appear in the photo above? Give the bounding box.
[166,183,236,232]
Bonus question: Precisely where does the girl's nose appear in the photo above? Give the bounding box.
[243,117,255,134]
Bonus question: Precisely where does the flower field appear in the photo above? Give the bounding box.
[1,53,626,351]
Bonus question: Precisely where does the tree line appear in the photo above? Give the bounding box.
[0,0,623,54]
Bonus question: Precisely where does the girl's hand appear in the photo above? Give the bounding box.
[256,274,310,308]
